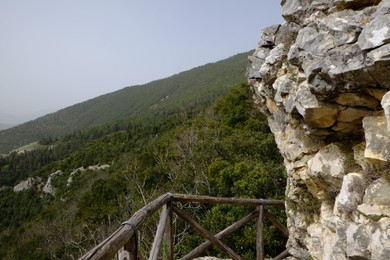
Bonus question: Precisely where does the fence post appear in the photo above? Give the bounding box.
[256,203,264,260]
[124,234,138,260]
[149,204,170,260]
[164,200,174,260]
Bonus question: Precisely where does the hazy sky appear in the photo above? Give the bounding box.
[0,0,283,124]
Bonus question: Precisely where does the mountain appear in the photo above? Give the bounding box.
[0,51,253,153]
[0,51,252,154]
[0,83,286,259]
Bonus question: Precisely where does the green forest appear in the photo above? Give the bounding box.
[0,51,251,154]
[0,83,286,259]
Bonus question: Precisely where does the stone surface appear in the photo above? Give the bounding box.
[382,91,390,132]
[358,14,390,50]
[247,0,390,258]
[363,177,390,206]
[337,107,372,122]
[336,173,365,213]
[370,217,390,259]
[363,116,390,163]
[43,170,63,194]
[346,223,370,259]
[333,0,382,10]
[13,177,41,192]
[357,203,390,218]
[335,93,379,109]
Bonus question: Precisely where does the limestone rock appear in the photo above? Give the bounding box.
[358,14,390,50]
[331,120,363,134]
[364,87,388,101]
[370,217,390,259]
[258,43,287,84]
[336,173,365,213]
[317,10,362,46]
[13,177,41,192]
[247,48,270,80]
[304,105,338,129]
[333,0,381,10]
[295,27,335,55]
[43,170,63,194]
[346,223,370,259]
[259,24,280,47]
[366,44,390,87]
[335,93,379,109]
[306,223,324,259]
[357,203,390,218]
[273,75,294,103]
[337,107,372,122]
[326,44,375,86]
[363,116,390,164]
[363,177,390,206]
[381,91,390,132]
[306,144,347,198]
[247,0,390,258]
[282,0,311,24]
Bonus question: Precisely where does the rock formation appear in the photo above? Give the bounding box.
[13,177,41,192]
[247,0,390,259]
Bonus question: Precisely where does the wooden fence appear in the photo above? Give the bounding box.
[79,193,289,260]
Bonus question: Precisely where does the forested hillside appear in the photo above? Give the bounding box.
[0,51,251,154]
[0,84,286,259]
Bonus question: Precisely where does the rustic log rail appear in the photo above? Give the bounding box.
[79,193,289,260]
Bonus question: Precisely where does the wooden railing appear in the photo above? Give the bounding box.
[79,193,289,260]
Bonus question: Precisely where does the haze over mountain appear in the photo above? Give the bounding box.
[0,110,54,126]
[0,51,251,154]
[0,1,282,119]
[0,123,13,131]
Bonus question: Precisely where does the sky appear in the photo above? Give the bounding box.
[0,0,283,124]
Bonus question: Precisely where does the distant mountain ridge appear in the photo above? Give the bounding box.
[0,50,252,154]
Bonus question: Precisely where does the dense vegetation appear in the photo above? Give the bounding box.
[0,51,251,154]
[0,83,286,259]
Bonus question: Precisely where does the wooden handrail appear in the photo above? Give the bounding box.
[79,193,172,260]
[172,193,285,206]
[79,193,288,260]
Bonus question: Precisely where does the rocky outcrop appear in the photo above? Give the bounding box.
[248,0,390,259]
[11,164,110,194]
[66,164,110,186]
[13,177,41,192]
[43,170,64,194]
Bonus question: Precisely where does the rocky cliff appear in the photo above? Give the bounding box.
[247,0,390,259]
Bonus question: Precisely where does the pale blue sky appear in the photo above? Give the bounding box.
[0,0,282,123]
